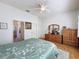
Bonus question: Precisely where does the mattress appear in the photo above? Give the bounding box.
[0,38,59,59]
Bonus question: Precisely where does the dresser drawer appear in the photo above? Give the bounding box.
[50,35,61,43]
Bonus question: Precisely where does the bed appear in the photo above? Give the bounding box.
[0,38,59,59]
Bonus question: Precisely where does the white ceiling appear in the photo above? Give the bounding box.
[0,0,79,19]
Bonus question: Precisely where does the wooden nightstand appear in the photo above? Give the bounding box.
[45,34,62,43]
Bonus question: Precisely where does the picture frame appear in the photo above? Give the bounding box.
[25,22,32,29]
[0,22,8,29]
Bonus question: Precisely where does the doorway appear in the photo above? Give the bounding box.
[13,20,24,42]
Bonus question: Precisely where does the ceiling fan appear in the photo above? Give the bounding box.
[26,0,49,13]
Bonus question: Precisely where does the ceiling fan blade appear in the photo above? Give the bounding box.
[26,8,41,12]
[26,0,49,14]
[37,0,46,6]
[26,8,40,11]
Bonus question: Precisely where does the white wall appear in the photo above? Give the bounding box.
[41,11,78,35]
[78,11,79,37]
[0,2,41,45]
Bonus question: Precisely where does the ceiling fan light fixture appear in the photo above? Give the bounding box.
[41,5,46,11]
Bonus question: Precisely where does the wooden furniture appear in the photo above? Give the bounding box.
[45,24,62,43]
[45,34,62,43]
[63,29,78,47]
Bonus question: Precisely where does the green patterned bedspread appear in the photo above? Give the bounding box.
[0,38,59,59]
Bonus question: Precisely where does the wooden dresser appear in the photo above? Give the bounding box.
[63,29,78,47]
[45,34,62,43]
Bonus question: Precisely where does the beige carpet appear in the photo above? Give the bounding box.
[57,49,69,59]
